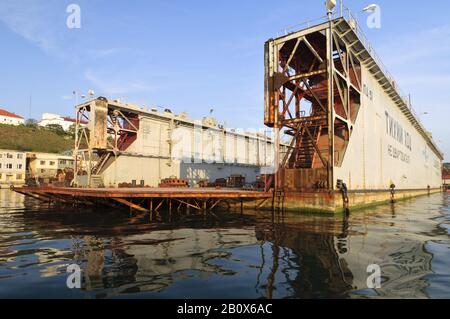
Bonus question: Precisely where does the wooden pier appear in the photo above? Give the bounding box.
[11,186,272,214]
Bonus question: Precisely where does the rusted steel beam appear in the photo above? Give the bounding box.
[282,115,327,126]
[256,198,269,209]
[304,126,328,168]
[174,199,201,211]
[287,69,326,82]
[113,198,149,213]
[283,38,302,73]
[209,199,222,212]
[44,193,78,204]
[303,36,324,64]
[154,199,165,212]
[12,187,271,200]
[13,190,49,203]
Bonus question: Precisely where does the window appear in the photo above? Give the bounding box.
[7,153,13,159]
[60,160,66,165]
[0,164,2,169]
[17,154,23,159]
[0,154,2,159]
[17,164,23,170]
[16,174,22,180]
[41,169,45,173]
[40,161,46,165]
[49,161,55,166]
[6,164,13,169]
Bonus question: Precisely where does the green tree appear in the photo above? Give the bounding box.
[45,124,66,136]
[25,119,38,128]
[68,123,77,138]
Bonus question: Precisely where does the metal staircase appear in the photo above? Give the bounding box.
[295,124,322,168]
[90,175,105,188]
[92,152,112,175]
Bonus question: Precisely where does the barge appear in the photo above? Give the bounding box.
[11,186,271,214]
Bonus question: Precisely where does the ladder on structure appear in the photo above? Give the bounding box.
[273,189,285,212]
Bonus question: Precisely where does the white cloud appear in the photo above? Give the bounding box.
[379,25,450,68]
[84,69,156,96]
[86,47,137,59]
[0,0,63,56]
[374,25,450,159]
[0,1,136,63]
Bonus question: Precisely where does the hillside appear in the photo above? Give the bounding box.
[0,124,74,154]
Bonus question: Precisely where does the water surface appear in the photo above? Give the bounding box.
[0,189,449,299]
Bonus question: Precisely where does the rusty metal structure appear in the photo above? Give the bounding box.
[265,15,362,192]
[74,97,139,188]
[11,186,270,216]
[12,98,274,214]
[264,7,443,212]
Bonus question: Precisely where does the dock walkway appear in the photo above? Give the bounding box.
[12,186,272,214]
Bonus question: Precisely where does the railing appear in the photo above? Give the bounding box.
[340,8,432,138]
[277,7,432,141]
[278,14,331,37]
[342,9,408,103]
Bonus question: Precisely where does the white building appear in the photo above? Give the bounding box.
[28,152,74,179]
[443,169,450,188]
[0,150,26,188]
[38,113,86,131]
[0,109,25,126]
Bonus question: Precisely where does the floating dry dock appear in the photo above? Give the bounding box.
[264,12,444,213]
[10,12,445,214]
[12,186,271,213]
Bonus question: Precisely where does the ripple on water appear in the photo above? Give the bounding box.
[0,190,449,299]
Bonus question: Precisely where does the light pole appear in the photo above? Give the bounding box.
[73,90,78,107]
[326,0,336,190]
[363,4,378,13]
[72,91,87,107]
[326,0,336,20]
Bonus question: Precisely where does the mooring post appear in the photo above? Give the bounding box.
[148,199,153,222]
[390,184,396,203]
[203,200,207,219]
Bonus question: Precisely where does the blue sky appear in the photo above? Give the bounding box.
[0,0,449,160]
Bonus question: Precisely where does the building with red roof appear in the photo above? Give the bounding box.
[443,166,450,189]
[38,113,87,131]
[0,108,25,126]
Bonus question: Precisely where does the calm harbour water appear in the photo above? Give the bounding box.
[0,189,449,299]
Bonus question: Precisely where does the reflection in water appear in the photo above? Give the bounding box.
[0,189,449,299]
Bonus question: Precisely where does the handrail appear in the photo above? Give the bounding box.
[276,7,442,156]
[340,8,434,145]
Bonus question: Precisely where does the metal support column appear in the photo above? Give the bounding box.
[327,18,335,191]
